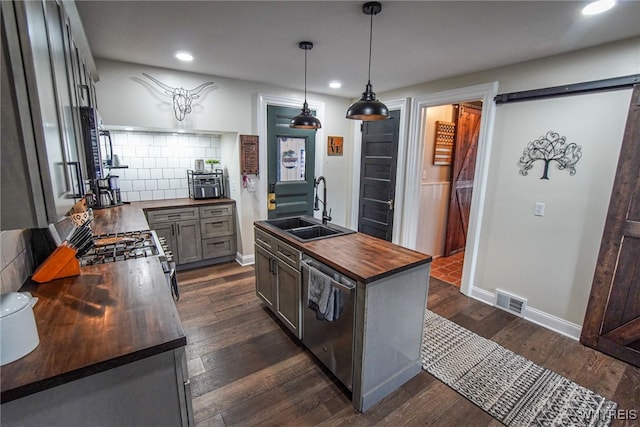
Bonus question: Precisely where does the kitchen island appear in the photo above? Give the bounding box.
[254,219,432,412]
[1,198,234,426]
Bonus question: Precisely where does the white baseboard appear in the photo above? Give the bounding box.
[469,286,581,341]
[236,252,255,266]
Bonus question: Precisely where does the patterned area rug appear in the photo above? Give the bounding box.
[421,310,617,427]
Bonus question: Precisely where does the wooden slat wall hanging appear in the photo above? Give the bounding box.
[434,121,456,165]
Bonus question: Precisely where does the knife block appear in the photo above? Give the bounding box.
[31,245,80,283]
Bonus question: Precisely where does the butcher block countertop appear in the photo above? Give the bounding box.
[254,220,432,284]
[1,198,234,403]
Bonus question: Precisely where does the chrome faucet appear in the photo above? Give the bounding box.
[314,176,332,225]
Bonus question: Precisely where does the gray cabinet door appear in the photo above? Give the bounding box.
[176,220,202,264]
[255,245,276,308]
[276,260,301,337]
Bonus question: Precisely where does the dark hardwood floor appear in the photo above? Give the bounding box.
[176,262,640,426]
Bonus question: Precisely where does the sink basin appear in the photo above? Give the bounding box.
[287,225,341,240]
[262,216,355,242]
[265,217,317,230]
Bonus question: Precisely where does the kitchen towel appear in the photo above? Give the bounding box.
[307,265,336,321]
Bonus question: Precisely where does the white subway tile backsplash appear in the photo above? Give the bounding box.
[120,180,133,192]
[128,158,144,169]
[149,169,163,179]
[135,146,149,157]
[126,191,140,202]
[124,169,138,180]
[110,130,221,203]
[143,158,156,169]
[157,179,170,190]
[155,157,168,168]
[133,181,146,191]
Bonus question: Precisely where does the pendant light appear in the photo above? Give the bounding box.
[290,41,322,129]
[346,1,389,121]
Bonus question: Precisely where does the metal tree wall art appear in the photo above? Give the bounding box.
[518,130,582,180]
[142,73,214,121]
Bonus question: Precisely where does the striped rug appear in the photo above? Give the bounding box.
[421,310,617,427]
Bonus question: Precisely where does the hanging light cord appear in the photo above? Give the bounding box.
[367,9,373,84]
[304,47,308,103]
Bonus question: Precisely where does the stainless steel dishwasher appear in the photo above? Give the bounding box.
[301,254,356,391]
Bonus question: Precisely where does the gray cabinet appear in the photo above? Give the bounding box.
[254,228,302,337]
[147,202,236,267]
[199,204,236,260]
[147,207,201,265]
[1,0,96,230]
[175,220,202,264]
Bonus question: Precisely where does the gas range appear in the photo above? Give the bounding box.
[79,230,162,266]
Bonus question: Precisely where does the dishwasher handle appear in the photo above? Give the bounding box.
[301,259,356,294]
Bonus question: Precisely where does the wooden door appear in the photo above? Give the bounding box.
[357,110,400,241]
[581,85,640,367]
[267,105,316,219]
[444,104,482,256]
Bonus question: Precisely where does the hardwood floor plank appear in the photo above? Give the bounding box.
[174,262,640,426]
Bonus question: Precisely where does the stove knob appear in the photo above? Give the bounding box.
[158,237,166,244]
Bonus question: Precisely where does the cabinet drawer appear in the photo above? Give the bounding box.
[200,217,234,238]
[146,207,199,223]
[202,236,236,259]
[274,239,300,270]
[255,229,274,252]
[199,204,234,218]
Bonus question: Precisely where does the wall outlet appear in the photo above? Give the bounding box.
[534,202,545,217]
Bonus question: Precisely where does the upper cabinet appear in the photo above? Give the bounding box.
[1,0,97,230]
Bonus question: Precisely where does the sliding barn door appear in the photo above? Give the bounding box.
[581,85,640,367]
[444,104,481,256]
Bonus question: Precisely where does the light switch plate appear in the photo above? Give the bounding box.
[534,202,545,217]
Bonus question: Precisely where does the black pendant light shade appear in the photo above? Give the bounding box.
[291,41,321,129]
[346,2,389,121]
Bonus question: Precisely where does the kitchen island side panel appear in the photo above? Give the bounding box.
[353,263,430,412]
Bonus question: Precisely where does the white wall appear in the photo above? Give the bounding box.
[380,36,640,328]
[92,59,353,256]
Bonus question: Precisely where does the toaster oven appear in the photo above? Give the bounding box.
[187,170,225,199]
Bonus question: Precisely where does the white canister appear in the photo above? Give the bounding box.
[0,292,40,365]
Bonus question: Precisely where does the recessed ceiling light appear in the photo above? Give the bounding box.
[175,51,194,62]
[124,127,134,131]
[329,81,342,89]
[582,0,616,15]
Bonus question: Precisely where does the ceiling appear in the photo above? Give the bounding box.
[75,1,640,99]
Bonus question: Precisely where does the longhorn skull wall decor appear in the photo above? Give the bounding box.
[142,73,214,121]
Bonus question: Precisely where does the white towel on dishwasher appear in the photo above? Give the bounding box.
[307,265,336,321]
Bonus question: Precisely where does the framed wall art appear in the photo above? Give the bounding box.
[433,121,455,165]
[328,136,343,156]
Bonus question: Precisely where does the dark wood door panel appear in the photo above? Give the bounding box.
[581,84,640,368]
[357,110,400,242]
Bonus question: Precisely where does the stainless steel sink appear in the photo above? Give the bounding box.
[263,216,355,242]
